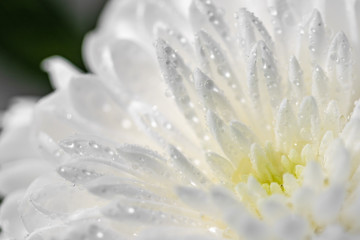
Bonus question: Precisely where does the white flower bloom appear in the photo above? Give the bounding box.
[2,0,360,239]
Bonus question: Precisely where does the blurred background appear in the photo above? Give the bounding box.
[0,0,108,110]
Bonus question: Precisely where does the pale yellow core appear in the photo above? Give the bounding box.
[232,141,307,195]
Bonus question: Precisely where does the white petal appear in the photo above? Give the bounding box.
[0,159,51,195]
[313,184,345,226]
[324,139,350,184]
[169,145,210,187]
[194,69,236,121]
[0,191,28,239]
[258,195,289,223]
[273,214,309,240]
[42,56,81,89]
[176,186,213,213]
[275,99,298,151]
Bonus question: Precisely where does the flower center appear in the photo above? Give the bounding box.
[232,141,309,195]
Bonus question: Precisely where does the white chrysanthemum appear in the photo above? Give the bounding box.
[2,0,360,239]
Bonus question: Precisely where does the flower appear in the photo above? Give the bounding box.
[2,0,360,239]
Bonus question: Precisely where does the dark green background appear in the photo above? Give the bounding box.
[0,0,108,109]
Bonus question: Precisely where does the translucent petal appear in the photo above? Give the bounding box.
[273,214,309,240]
[205,152,235,184]
[156,39,207,138]
[302,160,324,191]
[42,56,82,90]
[0,100,40,163]
[311,66,329,110]
[247,41,282,116]
[237,8,273,55]
[326,32,353,113]
[62,223,123,240]
[258,195,289,223]
[298,96,320,142]
[189,0,232,49]
[0,159,51,195]
[288,56,305,105]
[194,69,236,121]
[116,144,175,182]
[207,111,251,169]
[102,198,205,228]
[87,176,170,203]
[312,184,345,226]
[175,186,213,213]
[195,30,245,103]
[19,174,103,233]
[0,191,28,239]
[324,139,351,184]
[129,101,199,152]
[168,146,210,187]
[275,99,298,151]
[308,10,327,64]
[324,100,342,134]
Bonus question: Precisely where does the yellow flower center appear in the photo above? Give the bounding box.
[232,141,311,195]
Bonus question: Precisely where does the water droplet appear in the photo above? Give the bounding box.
[165,123,172,130]
[89,141,99,149]
[96,232,104,239]
[64,142,75,149]
[151,121,158,128]
[127,207,135,214]
[203,135,210,141]
[179,37,187,44]
[207,10,214,17]
[269,8,278,16]
[204,80,214,89]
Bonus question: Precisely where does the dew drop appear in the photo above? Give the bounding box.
[269,8,278,16]
[89,141,99,149]
[127,207,135,214]
[96,232,104,239]
[192,116,199,123]
[64,142,75,149]
[203,135,210,141]
[150,121,158,128]
[179,37,187,44]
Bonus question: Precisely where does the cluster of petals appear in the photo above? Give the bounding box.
[2,0,360,239]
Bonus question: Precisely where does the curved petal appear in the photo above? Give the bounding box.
[0,190,28,239]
